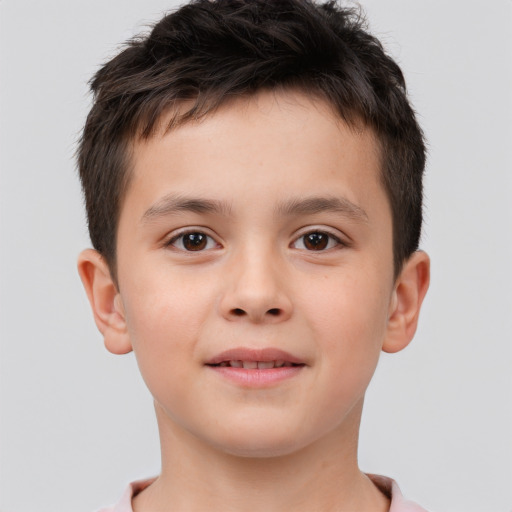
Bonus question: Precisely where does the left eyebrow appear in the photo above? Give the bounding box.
[141,193,232,223]
[276,196,368,222]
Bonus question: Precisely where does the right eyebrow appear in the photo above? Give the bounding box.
[141,193,232,223]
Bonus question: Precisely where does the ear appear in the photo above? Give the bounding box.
[77,249,132,355]
[382,251,430,354]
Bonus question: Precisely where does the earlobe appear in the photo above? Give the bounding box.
[77,249,133,355]
[382,251,430,354]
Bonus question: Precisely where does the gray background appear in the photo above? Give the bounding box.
[0,1,511,511]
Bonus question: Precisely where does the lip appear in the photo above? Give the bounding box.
[206,347,305,366]
[205,347,306,387]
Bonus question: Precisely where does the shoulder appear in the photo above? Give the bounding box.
[97,475,428,512]
[94,478,156,512]
[367,474,430,512]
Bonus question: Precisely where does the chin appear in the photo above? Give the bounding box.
[205,424,315,459]
[219,441,305,459]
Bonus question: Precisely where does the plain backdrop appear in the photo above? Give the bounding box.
[0,1,511,511]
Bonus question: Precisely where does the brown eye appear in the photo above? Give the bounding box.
[183,233,207,251]
[292,231,341,251]
[303,232,328,250]
[169,232,217,251]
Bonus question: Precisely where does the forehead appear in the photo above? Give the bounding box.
[118,90,391,242]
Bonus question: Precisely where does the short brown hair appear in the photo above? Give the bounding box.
[78,0,426,280]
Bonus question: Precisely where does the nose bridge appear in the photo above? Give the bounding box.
[219,238,292,323]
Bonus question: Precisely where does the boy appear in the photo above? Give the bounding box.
[77,0,430,510]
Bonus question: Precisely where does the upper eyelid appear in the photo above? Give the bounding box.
[292,226,346,241]
[163,225,348,245]
[290,227,352,252]
[166,226,218,239]
[292,232,342,246]
[165,228,221,248]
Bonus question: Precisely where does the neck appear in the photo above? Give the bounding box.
[132,400,389,512]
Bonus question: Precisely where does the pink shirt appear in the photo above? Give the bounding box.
[97,474,428,512]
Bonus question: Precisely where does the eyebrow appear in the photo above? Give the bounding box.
[141,193,368,223]
[141,193,232,222]
[276,196,368,222]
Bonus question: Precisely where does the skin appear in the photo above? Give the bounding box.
[79,90,430,512]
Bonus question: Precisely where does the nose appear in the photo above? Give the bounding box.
[218,247,293,324]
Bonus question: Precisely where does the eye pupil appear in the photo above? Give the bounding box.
[183,233,207,251]
[304,232,328,250]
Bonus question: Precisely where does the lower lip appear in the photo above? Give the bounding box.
[208,366,304,387]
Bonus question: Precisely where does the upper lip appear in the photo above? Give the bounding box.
[206,347,305,366]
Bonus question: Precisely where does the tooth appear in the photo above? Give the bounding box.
[230,360,243,368]
[257,361,275,369]
[275,360,285,368]
[243,361,258,369]
[219,362,228,367]
[284,362,293,367]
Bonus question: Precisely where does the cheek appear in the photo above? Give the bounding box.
[300,270,390,390]
[120,271,214,379]
[302,269,390,342]
[119,278,212,424]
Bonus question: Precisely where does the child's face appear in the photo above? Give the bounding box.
[108,91,410,456]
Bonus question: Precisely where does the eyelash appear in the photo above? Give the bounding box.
[291,230,344,251]
[166,230,219,252]
[166,229,345,252]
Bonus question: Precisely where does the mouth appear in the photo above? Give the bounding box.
[205,347,305,367]
[208,360,303,369]
[205,347,306,386]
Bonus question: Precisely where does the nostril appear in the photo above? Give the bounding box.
[267,308,281,316]
[232,308,246,316]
